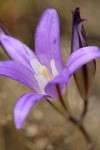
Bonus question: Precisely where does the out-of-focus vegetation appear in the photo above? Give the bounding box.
[0,0,100,150]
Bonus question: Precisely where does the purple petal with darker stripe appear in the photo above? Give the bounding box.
[0,60,39,92]
[35,8,63,72]
[0,34,36,71]
[14,93,45,129]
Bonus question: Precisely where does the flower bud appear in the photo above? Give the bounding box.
[71,7,96,99]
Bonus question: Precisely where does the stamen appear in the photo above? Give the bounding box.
[39,66,52,81]
[50,59,59,77]
[30,58,41,75]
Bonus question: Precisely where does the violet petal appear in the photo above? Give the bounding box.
[45,68,69,97]
[45,46,100,97]
[0,60,39,92]
[0,34,36,71]
[71,7,87,52]
[14,93,45,129]
[67,46,99,67]
[35,8,63,72]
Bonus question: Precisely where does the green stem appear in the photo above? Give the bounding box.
[56,84,67,112]
[81,98,88,120]
[69,116,94,150]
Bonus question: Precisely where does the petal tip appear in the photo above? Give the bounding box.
[14,109,24,129]
[15,122,22,130]
[39,8,58,23]
[44,8,57,15]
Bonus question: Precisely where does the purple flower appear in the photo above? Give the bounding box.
[0,8,100,129]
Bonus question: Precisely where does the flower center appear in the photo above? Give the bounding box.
[39,65,52,81]
[30,58,59,93]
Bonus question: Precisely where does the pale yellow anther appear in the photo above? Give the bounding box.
[39,65,52,81]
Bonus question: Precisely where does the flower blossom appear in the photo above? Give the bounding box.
[0,8,100,129]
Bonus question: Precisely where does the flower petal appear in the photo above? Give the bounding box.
[14,93,45,129]
[0,60,39,92]
[35,8,63,72]
[71,7,87,52]
[45,46,100,97]
[0,22,10,35]
[0,34,36,70]
[67,46,99,67]
[45,68,69,97]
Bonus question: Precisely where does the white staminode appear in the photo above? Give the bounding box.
[30,58,59,93]
[34,75,48,93]
[30,58,42,75]
[50,59,59,77]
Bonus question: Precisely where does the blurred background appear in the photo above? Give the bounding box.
[0,0,100,150]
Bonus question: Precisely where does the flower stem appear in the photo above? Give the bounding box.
[45,98,64,116]
[46,86,94,150]
[69,116,94,150]
[56,84,67,112]
[81,98,88,119]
